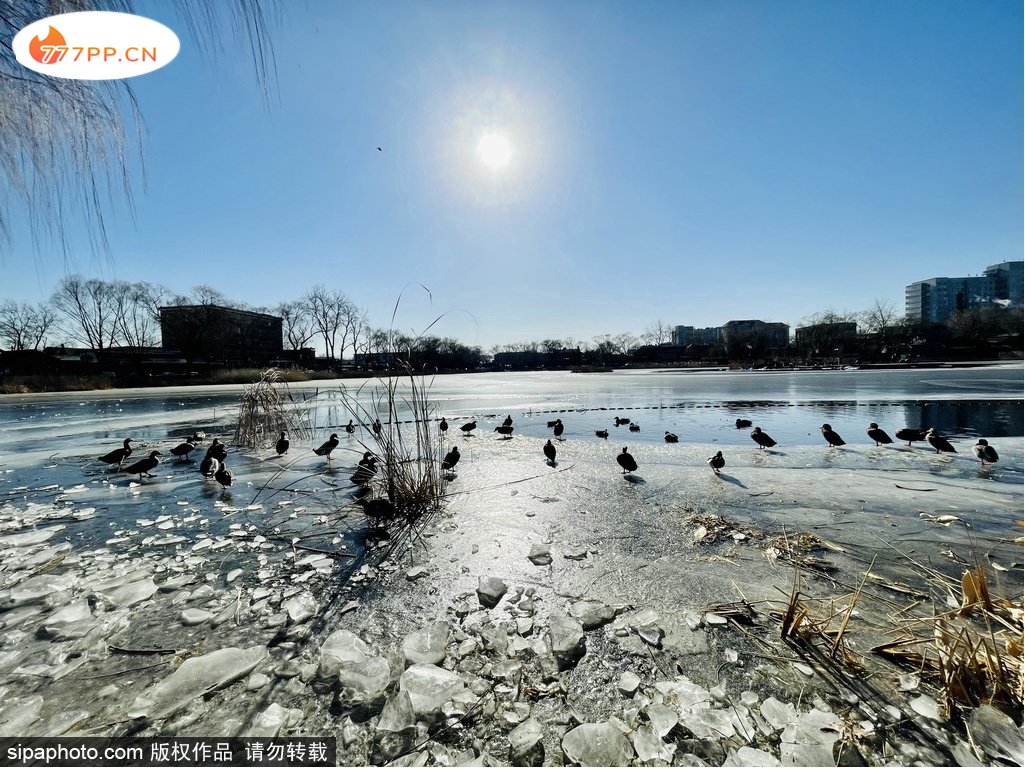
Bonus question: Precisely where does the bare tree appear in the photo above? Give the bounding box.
[643,320,673,346]
[800,309,858,327]
[0,300,56,350]
[0,1,277,258]
[540,339,563,355]
[50,276,120,351]
[859,299,900,334]
[190,284,235,307]
[112,281,166,348]
[590,335,618,364]
[370,328,392,355]
[338,305,368,361]
[276,300,317,351]
[351,316,374,360]
[302,285,354,360]
[947,307,1023,346]
[612,332,639,355]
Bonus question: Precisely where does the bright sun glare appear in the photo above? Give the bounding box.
[477,132,512,169]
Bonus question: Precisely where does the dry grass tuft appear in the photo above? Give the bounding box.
[211,368,312,384]
[720,536,1023,727]
[872,563,1023,724]
[334,370,444,522]
[234,368,314,448]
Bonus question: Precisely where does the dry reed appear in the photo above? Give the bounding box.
[333,368,444,521]
[233,368,314,448]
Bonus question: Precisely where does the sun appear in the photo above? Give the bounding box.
[477,132,512,169]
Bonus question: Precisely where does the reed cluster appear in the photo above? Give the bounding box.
[334,368,444,521]
[234,368,314,448]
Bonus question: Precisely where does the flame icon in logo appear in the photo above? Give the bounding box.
[28,26,66,64]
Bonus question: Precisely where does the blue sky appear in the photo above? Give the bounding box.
[4,0,1022,351]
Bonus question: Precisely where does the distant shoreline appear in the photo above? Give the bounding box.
[0,359,1020,398]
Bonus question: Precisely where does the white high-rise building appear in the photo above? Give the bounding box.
[905,261,1023,324]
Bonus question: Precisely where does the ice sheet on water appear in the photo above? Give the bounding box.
[632,724,676,763]
[5,572,77,607]
[127,646,268,720]
[319,630,373,679]
[0,695,44,736]
[402,621,449,665]
[398,664,466,716]
[561,722,635,767]
[0,526,64,547]
[508,716,543,758]
[969,705,1024,765]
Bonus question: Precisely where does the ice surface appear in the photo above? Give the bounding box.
[969,704,1023,764]
[547,612,585,669]
[318,630,373,679]
[337,657,391,697]
[508,716,543,757]
[631,724,676,762]
[43,709,91,736]
[402,621,449,665]
[561,722,635,766]
[398,664,466,716]
[128,646,267,720]
[0,695,44,736]
[0,369,1019,758]
[476,576,507,608]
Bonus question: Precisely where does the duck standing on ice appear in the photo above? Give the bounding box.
[98,438,133,469]
[543,439,557,464]
[895,428,927,446]
[123,450,161,479]
[314,433,339,460]
[707,450,725,476]
[617,447,638,474]
[925,428,956,454]
[750,427,777,450]
[972,439,998,466]
[820,424,845,447]
[866,423,893,446]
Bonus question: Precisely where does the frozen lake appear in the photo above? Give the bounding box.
[1,364,1020,550]
[0,366,1022,758]
[1,364,1022,450]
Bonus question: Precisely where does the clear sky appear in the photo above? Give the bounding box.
[3,0,1022,351]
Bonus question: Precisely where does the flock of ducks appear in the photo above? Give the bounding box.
[472,414,998,477]
[97,433,234,489]
[431,414,1001,479]
[96,413,1001,510]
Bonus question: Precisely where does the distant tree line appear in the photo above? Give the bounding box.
[1,283,1020,368]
